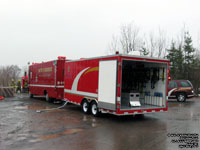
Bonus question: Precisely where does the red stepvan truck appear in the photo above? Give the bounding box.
[64,54,170,116]
[29,56,67,102]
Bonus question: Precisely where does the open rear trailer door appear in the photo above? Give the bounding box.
[121,59,168,110]
[98,60,117,111]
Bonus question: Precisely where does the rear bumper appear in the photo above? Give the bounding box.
[187,94,195,98]
[100,108,168,116]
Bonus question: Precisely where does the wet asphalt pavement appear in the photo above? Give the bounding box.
[0,94,200,150]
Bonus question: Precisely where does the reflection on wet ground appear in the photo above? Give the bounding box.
[0,94,200,150]
[40,128,84,140]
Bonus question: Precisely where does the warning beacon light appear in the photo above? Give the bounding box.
[58,56,66,60]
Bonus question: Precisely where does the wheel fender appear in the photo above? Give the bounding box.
[82,98,98,105]
[90,99,98,105]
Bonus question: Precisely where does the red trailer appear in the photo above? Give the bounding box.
[29,56,66,102]
[64,54,169,116]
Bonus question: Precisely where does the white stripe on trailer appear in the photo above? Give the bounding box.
[56,86,64,88]
[71,67,90,91]
[64,89,98,98]
[29,84,64,88]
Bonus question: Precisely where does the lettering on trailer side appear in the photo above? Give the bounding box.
[38,67,52,73]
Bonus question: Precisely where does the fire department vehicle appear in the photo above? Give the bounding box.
[29,56,66,102]
[64,54,169,116]
[22,72,28,93]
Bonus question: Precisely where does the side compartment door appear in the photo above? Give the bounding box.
[98,60,117,110]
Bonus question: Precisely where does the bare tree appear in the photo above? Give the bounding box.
[107,22,168,58]
[107,34,119,54]
[145,29,168,58]
[149,32,157,57]
[175,25,187,49]
[120,22,140,54]
[0,65,21,86]
[196,32,200,54]
[139,34,149,56]
[157,29,167,58]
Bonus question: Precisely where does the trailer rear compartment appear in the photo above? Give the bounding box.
[121,59,167,110]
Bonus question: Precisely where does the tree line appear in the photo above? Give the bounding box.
[108,22,200,93]
[0,65,21,87]
[167,32,200,93]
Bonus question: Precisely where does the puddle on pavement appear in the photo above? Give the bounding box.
[82,116,101,127]
[14,106,28,109]
[40,128,83,140]
[32,100,42,103]
[46,109,66,113]
[168,103,182,107]
[29,139,42,143]
[14,105,53,110]
[17,133,29,137]
[14,105,66,113]
[16,136,27,141]
[17,133,43,143]
[91,123,101,127]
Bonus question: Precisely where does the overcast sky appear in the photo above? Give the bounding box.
[0,0,200,67]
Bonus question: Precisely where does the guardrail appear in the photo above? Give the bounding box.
[0,87,15,97]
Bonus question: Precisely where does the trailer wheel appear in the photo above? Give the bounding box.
[82,100,90,114]
[177,93,186,102]
[91,101,99,117]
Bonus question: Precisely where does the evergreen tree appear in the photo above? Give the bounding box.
[166,42,177,79]
[192,55,200,92]
[183,32,195,80]
[176,44,184,79]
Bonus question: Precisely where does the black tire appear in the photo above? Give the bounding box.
[177,93,186,102]
[90,101,100,117]
[29,91,33,98]
[82,100,90,114]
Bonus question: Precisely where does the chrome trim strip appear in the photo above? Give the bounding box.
[29,84,64,88]
[64,89,98,98]
[188,94,194,97]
